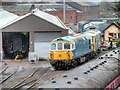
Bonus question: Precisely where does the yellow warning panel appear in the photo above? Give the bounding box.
[50,50,72,60]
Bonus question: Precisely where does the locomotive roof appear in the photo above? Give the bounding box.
[84,30,101,36]
[51,36,75,42]
[51,30,101,43]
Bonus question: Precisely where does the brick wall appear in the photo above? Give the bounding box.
[81,6,100,21]
[46,6,100,24]
[46,10,77,24]
[12,12,29,16]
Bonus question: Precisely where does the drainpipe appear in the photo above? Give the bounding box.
[0,30,3,62]
[63,0,65,24]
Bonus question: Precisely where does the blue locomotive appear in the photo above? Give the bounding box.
[49,30,102,70]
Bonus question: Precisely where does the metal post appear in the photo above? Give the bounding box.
[63,0,65,24]
[0,31,3,62]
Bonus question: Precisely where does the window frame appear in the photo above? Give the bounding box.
[50,43,75,51]
[50,43,56,50]
[64,43,71,50]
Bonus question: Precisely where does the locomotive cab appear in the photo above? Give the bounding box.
[50,42,75,60]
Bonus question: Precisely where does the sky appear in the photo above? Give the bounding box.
[1,0,120,2]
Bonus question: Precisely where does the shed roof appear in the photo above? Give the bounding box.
[3,3,76,12]
[66,1,99,11]
[102,22,120,33]
[1,8,68,30]
[0,9,19,29]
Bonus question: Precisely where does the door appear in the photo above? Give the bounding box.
[34,32,61,59]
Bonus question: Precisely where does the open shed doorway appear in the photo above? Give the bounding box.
[3,32,29,60]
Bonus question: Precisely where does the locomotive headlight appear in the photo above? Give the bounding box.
[65,51,67,53]
[54,52,56,54]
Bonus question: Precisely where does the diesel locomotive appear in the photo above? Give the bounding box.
[49,30,102,70]
[3,32,28,59]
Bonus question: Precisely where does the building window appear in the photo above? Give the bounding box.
[116,79,119,86]
[118,33,120,38]
[111,83,114,89]
[23,13,26,15]
[113,33,117,38]
[17,13,20,16]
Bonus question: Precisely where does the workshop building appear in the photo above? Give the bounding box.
[1,9,68,61]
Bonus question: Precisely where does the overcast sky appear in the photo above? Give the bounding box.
[1,0,119,2]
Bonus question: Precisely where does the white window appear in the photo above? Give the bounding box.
[50,44,56,50]
[57,43,63,50]
[113,33,117,38]
[50,43,75,50]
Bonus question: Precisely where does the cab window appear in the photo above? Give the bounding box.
[58,43,62,50]
[72,44,75,49]
[64,43,70,50]
[50,44,56,50]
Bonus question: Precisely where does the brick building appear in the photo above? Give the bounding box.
[66,1,100,22]
[46,10,77,24]
[2,1,100,24]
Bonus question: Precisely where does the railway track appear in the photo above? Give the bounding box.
[0,60,13,74]
[0,60,23,87]
[33,50,114,88]
[23,68,50,90]
[11,68,39,89]
[0,68,18,84]
[9,67,53,90]
[1,49,113,89]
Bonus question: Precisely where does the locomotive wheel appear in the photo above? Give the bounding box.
[66,66,70,70]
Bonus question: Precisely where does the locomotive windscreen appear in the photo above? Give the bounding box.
[14,37,22,51]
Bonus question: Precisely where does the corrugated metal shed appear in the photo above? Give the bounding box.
[0,9,19,29]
